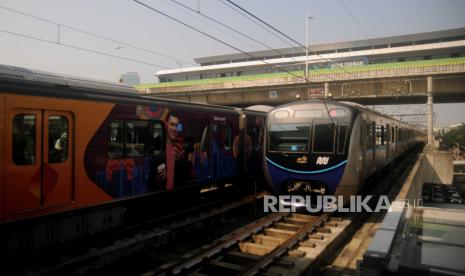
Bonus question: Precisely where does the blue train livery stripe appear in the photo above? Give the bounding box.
[265,158,347,174]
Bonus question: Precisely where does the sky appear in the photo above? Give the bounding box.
[0,0,464,126]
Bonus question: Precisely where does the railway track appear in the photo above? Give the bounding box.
[142,147,423,276]
[17,147,423,276]
[149,212,351,276]
[13,194,266,276]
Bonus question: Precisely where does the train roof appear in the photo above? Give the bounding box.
[245,105,274,112]
[269,100,421,129]
[0,64,251,114]
[269,99,367,113]
[0,64,138,94]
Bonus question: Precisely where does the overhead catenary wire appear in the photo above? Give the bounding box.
[170,0,284,56]
[339,0,368,38]
[220,0,366,79]
[218,0,301,53]
[0,28,169,68]
[0,4,195,66]
[133,0,307,81]
[221,1,342,123]
[225,0,307,50]
[221,1,338,123]
[161,0,261,53]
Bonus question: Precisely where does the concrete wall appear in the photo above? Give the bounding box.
[363,150,454,275]
[424,152,454,185]
[381,151,453,207]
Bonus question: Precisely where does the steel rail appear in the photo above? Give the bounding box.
[239,214,329,276]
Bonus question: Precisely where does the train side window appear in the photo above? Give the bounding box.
[386,124,389,144]
[125,120,148,157]
[223,124,232,151]
[375,125,380,146]
[375,125,385,146]
[382,126,385,145]
[13,114,36,165]
[367,122,374,148]
[200,125,210,153]
[391,126,395,143]
[108,120,123,158]
[48,115,68,163]
[313,123,335,153]
[337,125,348,154]
[145,121,164,156]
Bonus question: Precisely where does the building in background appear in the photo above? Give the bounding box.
[155,28,465,82]
[119,72,140,86]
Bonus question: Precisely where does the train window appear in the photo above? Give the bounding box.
[13,114,36,165]
[375,125,385,146]
[386,124,390,144]
[125,120,148,157]
[223,124,232,151]
[269,123,310,152]
[313,123,335,153]
[391,126,395,143]
[109,120,123,158]
[200,125,210,153]
[398,128,402,142]
[337,125,348,154]
[145,121,164,156]
[367,122,374,148]
[48,115,68,163]
[382,126,385,145]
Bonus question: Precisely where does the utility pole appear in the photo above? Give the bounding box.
[305,14,313,81]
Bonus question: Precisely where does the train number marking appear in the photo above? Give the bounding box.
[316,156,329,165]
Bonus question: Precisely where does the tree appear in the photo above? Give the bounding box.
[442,124,465,149]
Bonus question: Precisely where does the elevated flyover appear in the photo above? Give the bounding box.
[138,57,465,106]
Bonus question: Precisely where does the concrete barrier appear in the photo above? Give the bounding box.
[362,150,454,275]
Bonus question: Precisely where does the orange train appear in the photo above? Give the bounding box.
[0,65,265,253]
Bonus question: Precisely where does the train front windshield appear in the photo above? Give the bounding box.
[267,106,353,155]
[269,123,311,152]
[269,120,343,154]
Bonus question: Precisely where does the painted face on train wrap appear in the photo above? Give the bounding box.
[166,113,180,142]
[264,101,357,196]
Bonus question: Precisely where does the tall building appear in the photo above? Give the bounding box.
[119,72,140,86]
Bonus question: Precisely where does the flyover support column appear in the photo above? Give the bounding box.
[427,76,434,149]
[324,82,329,99]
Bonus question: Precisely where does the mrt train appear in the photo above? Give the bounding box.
[264,100,424,198]
[0,64,265,253]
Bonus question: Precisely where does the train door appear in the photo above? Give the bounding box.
[6,109,74,216]
[43,111,74,206]
[365,120,375,174]
[210,120,232,181]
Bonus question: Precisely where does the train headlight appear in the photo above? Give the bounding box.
[329,109,347,117]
